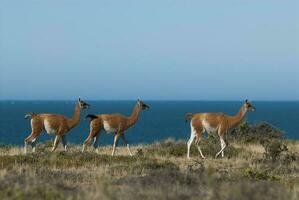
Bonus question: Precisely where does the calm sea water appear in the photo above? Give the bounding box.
[0,101,298,146]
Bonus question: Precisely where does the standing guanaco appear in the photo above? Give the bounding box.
[185,100,256,159]
[82,99,150,156]
[24,98,90,153]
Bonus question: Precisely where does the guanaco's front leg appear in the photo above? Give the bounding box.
[61,135,67,152]
[215,130,228,158]
[121,134,133,156]
[51,135,62,152]
[111,126,123,156]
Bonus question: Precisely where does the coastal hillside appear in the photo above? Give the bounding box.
[0,123,298,200]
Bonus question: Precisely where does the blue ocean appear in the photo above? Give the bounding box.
[0,101,298,146]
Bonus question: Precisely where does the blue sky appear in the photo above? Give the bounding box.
[0,0,298,100]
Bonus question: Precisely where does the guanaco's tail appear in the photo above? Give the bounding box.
[25,112,35,119]
[86,114,98,121]
[185,113,194,122]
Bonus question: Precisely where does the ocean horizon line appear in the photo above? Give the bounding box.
[1,99,299,102]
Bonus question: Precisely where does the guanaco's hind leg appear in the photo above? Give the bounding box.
[187,121,205,159]
[31,138,38,153]
[24,119,43,154]
[82,120,101,152]
[187,123,197,159]
[195,129,205,159]
[92,132,101,153]
[121,134,133,156]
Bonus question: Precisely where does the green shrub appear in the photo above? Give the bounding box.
[261,139,288,162]
[280,152,298,165]
[230,122,284,143]
[242,168,280,181]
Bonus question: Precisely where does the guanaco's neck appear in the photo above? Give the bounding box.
[127,104,142,128]
[229,105,247,128]
[67,103,81,130]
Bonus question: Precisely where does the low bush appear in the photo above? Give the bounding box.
[242,168,280,181]
[230,122,284,143]
[280,152,298,165]
[261,139,288,162]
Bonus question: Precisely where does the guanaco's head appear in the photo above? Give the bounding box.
[137,99,150,110]
[78,98,90,109]
[244,99,256,112]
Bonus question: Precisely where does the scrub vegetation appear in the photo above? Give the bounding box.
[0,122,298,200]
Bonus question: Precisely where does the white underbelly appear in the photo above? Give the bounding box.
[44,120,57,135]
[202,119,218,133]
[103,121,117,133]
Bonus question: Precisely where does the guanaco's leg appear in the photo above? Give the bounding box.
[195,129,205,159]
[187,123,197,159]
[215,132,228,158]
[111,133,121,156]
[51,135,62,152]
[93,131,101,153]
[121,134,133,156]
[24,118,43,154]
[82,120,101,152]
[31,137,38,153]
[220,138,225,158]
[61,135,67,151]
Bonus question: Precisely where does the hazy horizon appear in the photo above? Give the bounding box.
[1,1,298,101]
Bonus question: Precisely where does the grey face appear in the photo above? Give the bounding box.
[245,99,256,112]
[137,99,150,110]
[78,98,90,109]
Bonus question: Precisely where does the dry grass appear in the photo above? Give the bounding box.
[0,139,298,200]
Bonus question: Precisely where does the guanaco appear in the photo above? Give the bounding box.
[82,99,150,156]
[185,100,256,159]
[24,98,90,153]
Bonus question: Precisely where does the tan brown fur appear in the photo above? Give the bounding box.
[24,98,90,153]
[82,99,150,156]
[186,100,256,159]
